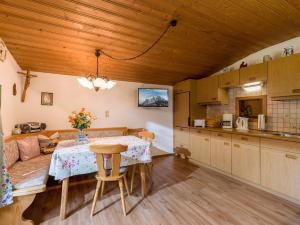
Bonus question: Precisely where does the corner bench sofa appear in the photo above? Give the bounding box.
[0,127,128,225]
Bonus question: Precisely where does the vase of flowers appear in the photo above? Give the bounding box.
[68,108,95,144]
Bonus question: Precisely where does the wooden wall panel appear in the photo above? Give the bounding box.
[0,0,300,84]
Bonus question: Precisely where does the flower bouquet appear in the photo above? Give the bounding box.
[68,108,95,144]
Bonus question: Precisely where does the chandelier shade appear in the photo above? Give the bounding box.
[77,50,116,91]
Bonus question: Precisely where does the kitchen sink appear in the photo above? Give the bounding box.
[268,132,300,138]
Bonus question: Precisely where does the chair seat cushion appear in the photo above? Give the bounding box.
[8,154,52,190]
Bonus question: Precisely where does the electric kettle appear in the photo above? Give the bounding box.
[236,117,249,130]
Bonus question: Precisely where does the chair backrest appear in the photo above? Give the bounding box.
[138,131,155,143]
[90,144,128,178]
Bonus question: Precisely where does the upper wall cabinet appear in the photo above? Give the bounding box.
[174,79,192,93]
[197,76,228,104]
[268,53,300,99]
[218,70,240,88]
[239,63,267,85]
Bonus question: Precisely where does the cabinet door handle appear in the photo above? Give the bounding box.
[241,137,248,141]
[205,138,209,141]
[249,77,256,81]
[234,144,240,148]
[286,154,297,160]
[197,130,202,133]
[225,82,231,85]
[292,89,300,94]
[217,133,223,137]
[211,97,217,100]
[224,142,230,146]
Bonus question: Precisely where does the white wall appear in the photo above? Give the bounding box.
[16,73,174,152]
[0,40,22,136]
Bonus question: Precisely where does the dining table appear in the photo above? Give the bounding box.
[49,135,152,219]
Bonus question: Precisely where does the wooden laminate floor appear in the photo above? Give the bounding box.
[25,156,300,225]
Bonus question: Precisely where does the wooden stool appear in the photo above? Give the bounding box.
[90,144,130,217]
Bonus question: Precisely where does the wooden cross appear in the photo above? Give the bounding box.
[18,70,37,102]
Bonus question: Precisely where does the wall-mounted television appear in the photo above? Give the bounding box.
[138,88,169,107]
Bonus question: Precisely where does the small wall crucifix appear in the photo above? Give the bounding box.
[18,70,37,102]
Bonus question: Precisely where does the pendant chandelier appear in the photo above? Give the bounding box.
[78,20,177,91]
[77,49,116,91]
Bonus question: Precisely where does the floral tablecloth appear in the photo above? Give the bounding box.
[49,136,151,180]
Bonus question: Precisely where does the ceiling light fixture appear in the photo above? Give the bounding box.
[242,81,263,92]
[77,49,116,91]
[78,19,178,91]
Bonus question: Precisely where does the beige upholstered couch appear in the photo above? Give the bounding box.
[0,127,128,225]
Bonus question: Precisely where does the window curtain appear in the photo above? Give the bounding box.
[0,112,13,207]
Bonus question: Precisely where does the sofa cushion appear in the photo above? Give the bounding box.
[38,132,59,148]
[4,140,19,168]
[8,154,52,190]
[17,136,41,161]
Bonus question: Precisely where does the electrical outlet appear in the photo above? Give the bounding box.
[105,110,109,118]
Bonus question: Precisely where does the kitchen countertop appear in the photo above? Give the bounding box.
[188,126,300,143]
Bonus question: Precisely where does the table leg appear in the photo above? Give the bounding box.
[140,164,147,197]
[60,177,69,220]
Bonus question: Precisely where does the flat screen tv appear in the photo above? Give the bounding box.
[138,88,169,107]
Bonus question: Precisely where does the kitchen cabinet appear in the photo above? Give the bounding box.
[174,79,192,93]
[218,70,240,88]
[210,132,232,173]
[239,63,267,85]
[268,53,300,99]
[172,127,300,202]
[174,127,190,150]
[174,80,206,127]
[189,129,211,165]
[232,135,260,184]
[174,92,190,127]
[197,76,228,104]
[261,138,300,200]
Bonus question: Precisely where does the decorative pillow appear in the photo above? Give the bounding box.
[40,147,56,155]
[17,136,41,161]
[4,140,19,168]
[38,132,59,148]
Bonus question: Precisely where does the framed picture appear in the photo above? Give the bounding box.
[41,92,53,106]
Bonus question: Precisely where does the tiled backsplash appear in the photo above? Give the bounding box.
[207,84,300,133]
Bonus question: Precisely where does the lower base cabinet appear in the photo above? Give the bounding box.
[174,128,300,202]
[261,147,300,200]
[232,141,260,184]
[210,132,232,173]
[189,129,211,165]
[174,127,190,150]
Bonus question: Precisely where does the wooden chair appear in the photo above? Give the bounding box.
[90,144,130,217]
[130,131,155,194]
[138,131,155,142]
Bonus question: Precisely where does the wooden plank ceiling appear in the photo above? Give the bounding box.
[1,0,300,85]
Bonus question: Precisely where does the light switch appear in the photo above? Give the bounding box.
[105,110,109,118]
